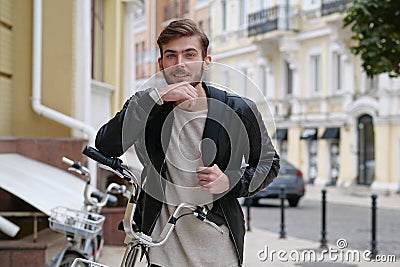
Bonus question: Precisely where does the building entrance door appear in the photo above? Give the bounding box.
[357,114,375,185]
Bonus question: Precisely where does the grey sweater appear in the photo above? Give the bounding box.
[149,106,238,267]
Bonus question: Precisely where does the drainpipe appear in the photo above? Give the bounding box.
[0,215,20,237]
[31,0,98,186]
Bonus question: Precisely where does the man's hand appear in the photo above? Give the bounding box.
[157,81,198,103]
[196,164,230,194]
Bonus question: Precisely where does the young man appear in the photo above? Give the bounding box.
[95,19,280,267]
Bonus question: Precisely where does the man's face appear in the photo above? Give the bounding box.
[158,36,211,87]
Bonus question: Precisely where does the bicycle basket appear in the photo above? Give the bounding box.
[49,206,105,238]
[71,258,109,267]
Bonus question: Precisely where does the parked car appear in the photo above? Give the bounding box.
[245,159,305,207]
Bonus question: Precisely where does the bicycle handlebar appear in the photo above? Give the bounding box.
[62,155,126,211]
[62,156,75,166]
[82,146,123,171]
[62,156,90,176]
[124,202,223,248]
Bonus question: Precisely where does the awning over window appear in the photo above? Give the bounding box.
[321,127,340,140]
[274,128,288,140]
[300,128,318,140]
[0,154,95,216]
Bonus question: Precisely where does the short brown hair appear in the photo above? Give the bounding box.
[157,19,209,58]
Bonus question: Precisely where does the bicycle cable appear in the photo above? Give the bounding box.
[175,212,194,221]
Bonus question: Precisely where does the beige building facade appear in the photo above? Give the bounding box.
[210,0,400,192]
[0,0,138,142]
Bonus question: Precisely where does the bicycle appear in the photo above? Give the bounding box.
[48,156,128,267]
[77,146,224,267]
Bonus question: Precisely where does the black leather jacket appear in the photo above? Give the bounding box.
[95,83,280,266]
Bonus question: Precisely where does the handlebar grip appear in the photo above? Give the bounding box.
[62,157,75,166]
[82,146,123,170]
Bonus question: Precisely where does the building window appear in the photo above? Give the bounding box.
[333,52,342,92]
[221,0,227,31]
[255,0,267,10]
[366,76,378,91]
[241,67,248,96]
[91,0,104,81]
[141,41,145,63]
[223,70,230,91]
[261,65,267,96]
[183,0,189,15]
[239,0,246,27]
[198,19,210,38]
[279,140,288,160]
[310,54,321,94]
[308,140,318,184]
[329,142,340,185]
[285,61,293,96]
[135,43,140,77]
[198,20,204,31]
[135,41,146,79]
[141,41,146,78]
[133,1,145,20]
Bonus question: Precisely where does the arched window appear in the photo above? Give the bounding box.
[357,114,375,185]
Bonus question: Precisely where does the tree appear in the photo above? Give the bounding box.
[343,0,400,77]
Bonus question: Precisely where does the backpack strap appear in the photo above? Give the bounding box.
[201,85,228,167]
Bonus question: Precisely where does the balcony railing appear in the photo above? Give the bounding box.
[248,5,298,37]
[321,0,352,16]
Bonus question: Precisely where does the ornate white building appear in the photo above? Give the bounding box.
[210,0,400,192]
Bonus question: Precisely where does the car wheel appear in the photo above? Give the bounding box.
[287,197,300,207]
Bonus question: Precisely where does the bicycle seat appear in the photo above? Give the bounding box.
[90,191,118,207]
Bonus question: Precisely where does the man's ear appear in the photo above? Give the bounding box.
[202,55,212,71]
[157,57,163,71]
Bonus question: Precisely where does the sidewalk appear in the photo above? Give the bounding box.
[304,183,400,211]
[98,184,399,266]
[99,228,397,266]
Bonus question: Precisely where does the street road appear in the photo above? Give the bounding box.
[246,198,400,260]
